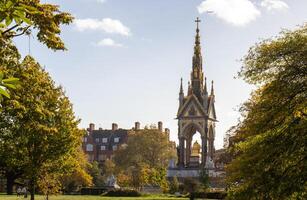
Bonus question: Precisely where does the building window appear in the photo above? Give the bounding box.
[87,154,94,162]
[83,137,88,143]
[112,145,117,151]
[86,144,93,152]
[98,154,107,161]
[101,145,106,151]
[95,138,99,143]
[102,138,108,143]
[114,137,120,143]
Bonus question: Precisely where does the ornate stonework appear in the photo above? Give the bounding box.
[176,17,217,169]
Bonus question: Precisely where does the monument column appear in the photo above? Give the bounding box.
[179,137,185,167]
[201,126,208,166]
[201,136,207,166]
[208,126,214,159]
[185,137,192,167]
[209,139,214,158]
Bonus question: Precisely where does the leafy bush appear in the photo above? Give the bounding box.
[193,191,227,199]
[102,188,142,197]
[168,176,179,194]
[81,187,107,195]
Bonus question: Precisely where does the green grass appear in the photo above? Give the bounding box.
[0,194,189,200]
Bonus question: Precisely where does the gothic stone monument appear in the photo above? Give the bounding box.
[167,18,217,180]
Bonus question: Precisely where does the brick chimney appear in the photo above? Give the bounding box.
[135,122,140,130]
[158,121,163,132]
[89,123,95,131]
[165,128,170,140]
[112,123,118,131]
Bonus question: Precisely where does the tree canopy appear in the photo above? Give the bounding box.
[226,24,307,200]
[0,0,73,50]
[0,1,91,200]
[113,128,176,191]
[0,56,89,200]
[0,0,73,101]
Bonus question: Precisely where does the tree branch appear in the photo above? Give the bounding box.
[1,23,22,35]
[7,25,31,38]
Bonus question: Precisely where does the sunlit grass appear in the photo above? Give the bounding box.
[0,194,190,200]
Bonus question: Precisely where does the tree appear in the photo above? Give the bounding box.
[0,1,76,197]
[183,178,200,200]
[0,56,86,200]
[169,176,179,194]
[58,150,93,194]
[0,0,73,50]
[226,24,307,200]
[199,169,209,191]
[0,35,20,104]
[37,150,92,199]
[0,0,73,101]
[88,161,105,187]
[102,159,115,180]
[113,128,176,190]
[0,36,23,195]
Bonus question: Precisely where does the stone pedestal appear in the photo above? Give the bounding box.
[189,155,200,167]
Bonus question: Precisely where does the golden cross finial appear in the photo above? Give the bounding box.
[195,17,201,29]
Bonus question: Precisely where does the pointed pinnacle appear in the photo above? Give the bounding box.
[180,78,184,93]
[211,80,214,95]
[204,77,208,94]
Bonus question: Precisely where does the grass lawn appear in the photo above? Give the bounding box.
[0,194,190,200]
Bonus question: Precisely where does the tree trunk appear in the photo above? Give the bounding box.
[6,175,14,195]
[30,179,35,200]
[189,192,195,200]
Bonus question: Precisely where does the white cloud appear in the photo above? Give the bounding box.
[97,38,123,47]
[197,0,261,26]
[74,18,131,36]
[261,0,289,12]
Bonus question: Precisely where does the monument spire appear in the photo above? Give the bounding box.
[194,17,201,56]
[191,17,204,101]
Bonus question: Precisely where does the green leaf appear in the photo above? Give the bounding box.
[5,16,13,26]
[19,4,38,12]
[3,83,16,89]
[5,0,14,9]
[14,12,32,25]
[0,87,10,98]
[3,77,19,84]
[20,15,32,25]
[13,16,21,24]
[0,72,3,81]
[0,23,6,28]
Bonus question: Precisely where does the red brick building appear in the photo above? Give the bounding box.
[82,121,170,163]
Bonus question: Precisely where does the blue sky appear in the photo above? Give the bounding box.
[13,0,307,149]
